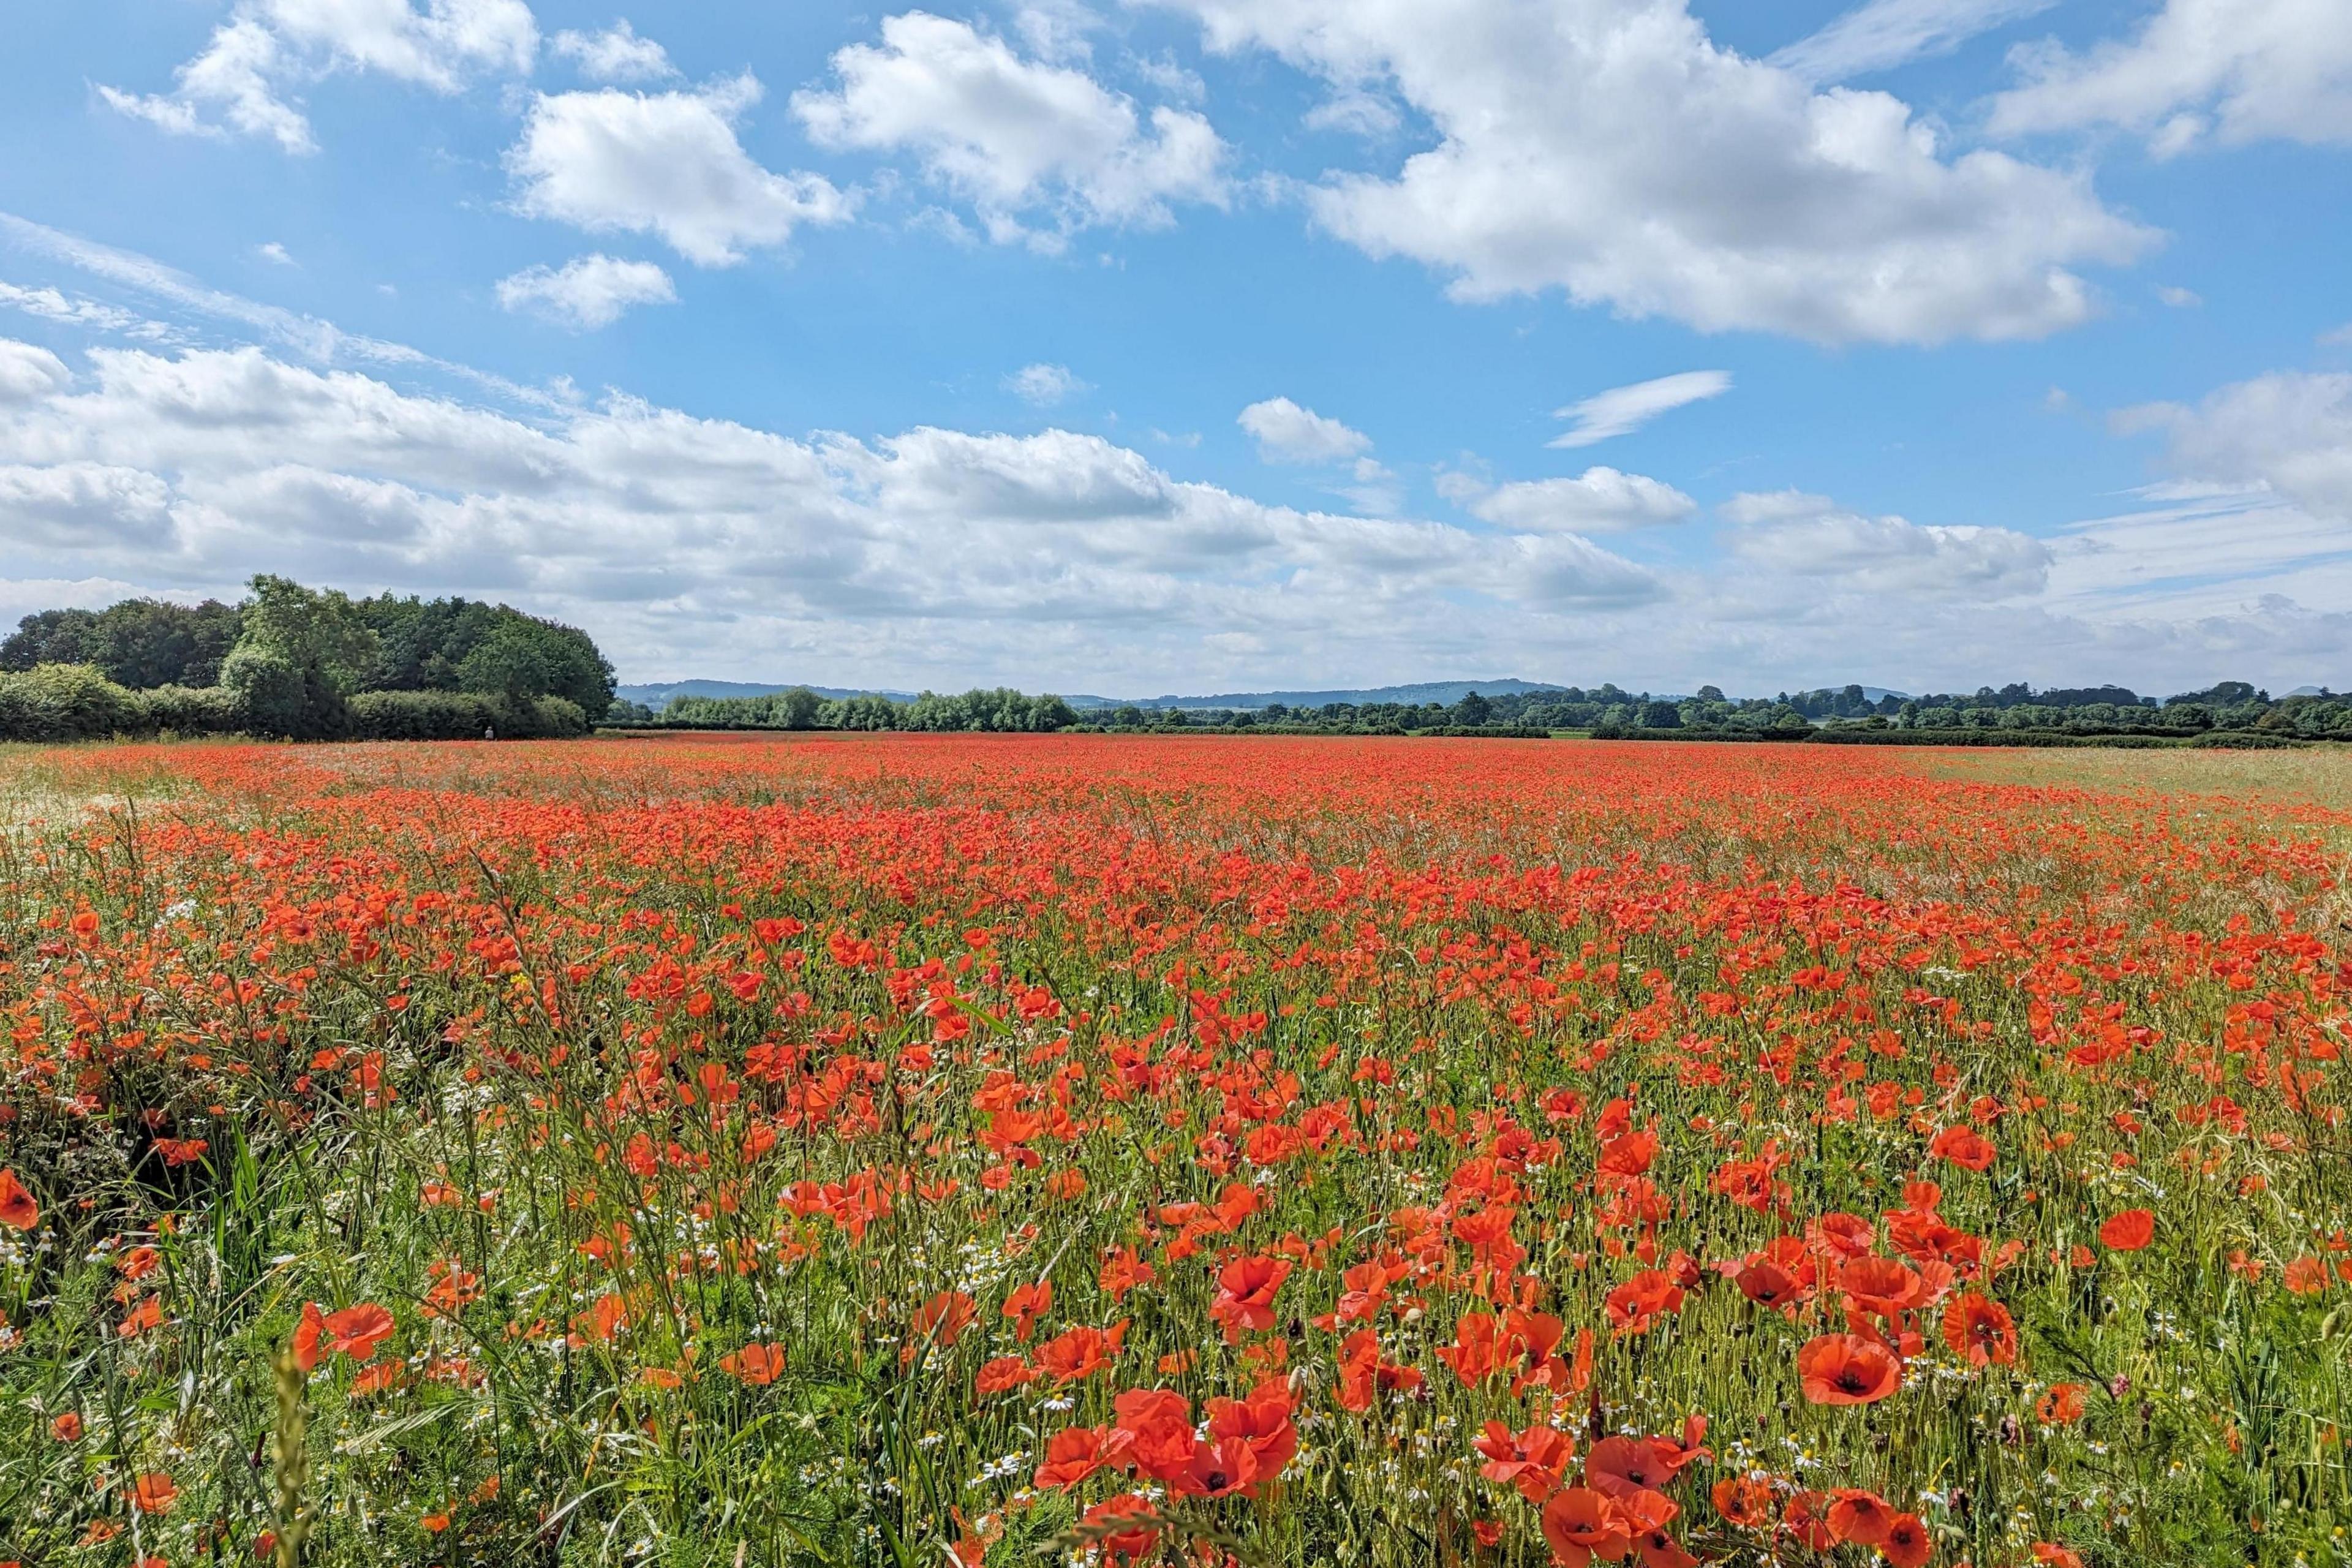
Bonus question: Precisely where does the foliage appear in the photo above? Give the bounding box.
[0,663,142,741]
[347,689,590,741]
[360,593,616,719]
[0,600,241,688]
[0,736,2345,1568]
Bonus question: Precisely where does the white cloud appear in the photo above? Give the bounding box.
[1466,467,1696,532]
[99,0,537,153]
[1989,0,2352,153]
[1005,363,1088,404]
[0,341,1672,688]
[1550,370,1732,448]
[2323,323,2352,348]
[1771,0,2058,83]
[257,242,295,266]
[496,254,677,330]
[509,78,853,266]
[2116,371,2352,521]
[1163,0,2152,344]
[551,20,678,83]
[0,281,153,336]
[1238,397,1372,463]
[2155,284,2201,307]
[1721,488,2051,596]
[793,12,1226,247]
[0,339,73,404]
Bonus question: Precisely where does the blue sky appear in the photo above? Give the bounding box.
[1,0,2348,695]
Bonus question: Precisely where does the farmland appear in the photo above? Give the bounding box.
[0,734,2345,1567]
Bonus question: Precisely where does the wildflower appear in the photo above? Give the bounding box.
[0,1172,38,1231]
[1879,1512,1932,1567]
[1208,1254,1291,1342]
[1796,1333,1903,1405]
[2098,1210,2155,1251]
[50,1412,82,1442]
[1940,1292,2018,1366]
[1541,1487,1630,1568]
[131,1473,178,1514]
[721,1344,786,1385]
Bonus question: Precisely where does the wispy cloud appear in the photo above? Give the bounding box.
[1770,0,2057,83]
[1548,371,1731,448]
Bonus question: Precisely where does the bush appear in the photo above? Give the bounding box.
[2191,730,2310,750]
[221,645,329,739]
[0,663,142,742]
[139,684,243,736]
[347,690,590,741]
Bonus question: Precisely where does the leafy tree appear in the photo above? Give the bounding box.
[1452,691,1493,726]
[87,598,241,688]
[0,608,100,671]
[223,576,379,738]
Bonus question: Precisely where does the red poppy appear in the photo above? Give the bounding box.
[0,1170,37,1232]
[1207,1254,1292,1342]
[2099,1210,2155,1251]
[1077,1494,1161,1564]
[1541,1487,1630,1568]
[1034,1425,1133,1490]
[1880,1512,1933,1567]
[325,1303,398,1363]
[1476,1420,1572,1502]
[1940,1292,2018,1366]
[1110,1387,1198,1481]
[1796,1333,1904,1405]
[720,1343,785,1385]
[1929,1126,1996,1172]
[2037,1382,2088,1423]
[1827,1489,1894,1545]
[1711,1476,1773,1528]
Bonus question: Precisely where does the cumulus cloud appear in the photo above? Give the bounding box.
[1238,397,1371,463]
[1466,467,1696,532]
[550,20,678,83]
[1721,488,2051,596]
[1551,371,1732,448]
[1989,0,2352,154]
[0,338,73,404]
[100,0,537,153]
[0,341,1672,688]
[1005,363,1088,404]
[2116,371,2352,521]
[496,254,677,330]
[1771,0,2058,83]
[793,12,1226,247]
[509,78,853,266]
[1163,0,2152,344]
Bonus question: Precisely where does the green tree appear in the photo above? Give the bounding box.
[223,576,380,738]
[88,598,241,688]
[0,608,99,671]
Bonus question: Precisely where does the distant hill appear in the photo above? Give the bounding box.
[617,679,914,706]
[1064,679,1577,711]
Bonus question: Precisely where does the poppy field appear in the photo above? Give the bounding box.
[0,733,2346,1568]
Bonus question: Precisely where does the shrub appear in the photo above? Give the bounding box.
[221,646,329,739]
[346,691,590,741]
[0,663,142,742]
[139,684,243,737]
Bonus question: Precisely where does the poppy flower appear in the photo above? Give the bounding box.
[1736,1257,1804,1308]
[1110,1388,1198,1481]
[1034,1425,1133,1490]
[2037,1382,2088,1423]
[1711,1476,1773,1528]
[131,1473,178,1515]
[2099,1210,2155,1251]
[1827,1489,1895,1545]
[1001,1280,1052,1344]
[1929,1126,1996,1172]
[1841,1256,1925,1320]
[0,1170,37,1231]
[2032,1545,2084,1568]
[975,1355,1037,1396]
[1880,1512,1933,1567]
[1586,1435,1671,1500]
[1940,1292,2018,1366]
[324,1303,397,1363]
[1208,1255,1291,1342]
[1797,1333,1904,1405]
[1475,1420,1572,1502]
[720,1343,785,1385]
[1077,1495,1161,1564]
[1540,1487,1630,1568]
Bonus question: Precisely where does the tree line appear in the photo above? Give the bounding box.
[0,579,616,744]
